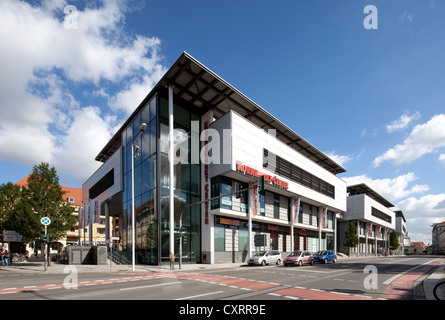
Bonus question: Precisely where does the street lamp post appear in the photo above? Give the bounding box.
[131,122,147,271]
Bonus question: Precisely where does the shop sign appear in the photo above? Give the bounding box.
[267,225,279,231]
[236,161,288,189]
[219,218,240,226]
[299,229,308,236]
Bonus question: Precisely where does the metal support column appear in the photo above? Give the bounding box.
[168,84,175,257]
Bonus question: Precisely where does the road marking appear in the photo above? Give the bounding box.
[176,290,224,300]
[383,258,440,285]
[120,281,182,291]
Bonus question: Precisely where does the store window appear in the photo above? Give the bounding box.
[214,225,225,251]
[211,176,232,210]
[273,194,280,219]
[259,193,265,216]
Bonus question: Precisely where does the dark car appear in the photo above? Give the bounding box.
[313,250,337,264]
[283,251,314,267]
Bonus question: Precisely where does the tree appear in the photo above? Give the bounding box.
[0,182,22,230]
[389,231,400,254]
[25,162,76,264]
[0,182,40,242]
[343,221,360,256]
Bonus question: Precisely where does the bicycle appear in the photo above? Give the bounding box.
[433,268,445,300]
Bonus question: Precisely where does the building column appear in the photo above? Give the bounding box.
[105,201,110,250]
[356,220,360,256]
[333,212,338,253]
[168,84,175,256]
[248,182,254,260]
[365,221,368,256]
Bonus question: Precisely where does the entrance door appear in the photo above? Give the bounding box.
[270,233,278,250]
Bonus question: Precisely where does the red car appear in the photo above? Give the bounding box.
[283,251,314,267]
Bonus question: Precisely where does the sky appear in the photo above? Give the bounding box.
[0,0,444,244]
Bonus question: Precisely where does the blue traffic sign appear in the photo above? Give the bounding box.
[41,217,51,225]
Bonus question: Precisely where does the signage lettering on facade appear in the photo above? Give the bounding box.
[236,161,289,189]
[219,218,240,226]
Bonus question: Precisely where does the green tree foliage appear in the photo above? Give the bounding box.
[389,231,400,252]
[0,162,76,245]
[343,221,360,256]
[25,162,76,242]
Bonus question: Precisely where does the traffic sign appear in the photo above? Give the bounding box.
[41,217,51,225]
[3,234,22,242]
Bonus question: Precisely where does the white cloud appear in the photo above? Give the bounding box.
[343,172,430,201]
[324,151,353,167]
[386,111,420,133]
[373,114,445,167]
[438,154,445,165]
[0,0,166,185]
[397,194,445,244]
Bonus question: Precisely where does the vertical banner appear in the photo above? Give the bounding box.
[322,208,326,229]
[84,204,90,227]
[79,206,84,229]
[90,199,101,224]
[253,186,257,217]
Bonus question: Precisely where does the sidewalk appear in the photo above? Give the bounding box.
[422,263,445,300]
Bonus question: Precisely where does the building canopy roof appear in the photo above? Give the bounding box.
[96,52,346,175]
[347,183,394,208]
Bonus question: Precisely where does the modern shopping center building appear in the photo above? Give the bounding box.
[82,52,352,265]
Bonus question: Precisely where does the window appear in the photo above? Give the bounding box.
[239,228,248,252]
[67,197,75,203]
[211,176,232,210]
[264,149,335,199]
[273,194,280,219]
[214,225,225,251]
[259,193,265,216]
[89,169,114,199]
[309,205,313,225]
[371,207,392,223]
[298,203,303,224]
[238,181,249,213]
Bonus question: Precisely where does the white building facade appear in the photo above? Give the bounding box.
[82,52,347,265]
[339,184,396,256]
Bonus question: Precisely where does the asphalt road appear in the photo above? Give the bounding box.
[0,255,441,301]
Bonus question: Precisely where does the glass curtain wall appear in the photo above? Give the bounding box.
[122,94,158,264]
[159,97,201,264]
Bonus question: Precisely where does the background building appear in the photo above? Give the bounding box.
[338,184,396,256]
[393,209,410,255]
[431,221,445,255]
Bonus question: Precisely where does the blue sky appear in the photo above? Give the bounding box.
[0,0,444,244]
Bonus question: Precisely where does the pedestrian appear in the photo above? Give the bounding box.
[1,244,9,267]
[169,251,175,270]
[34,248,38,257]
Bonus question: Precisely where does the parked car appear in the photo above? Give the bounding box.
[283,251,314,267]
[313,250,337,264]
[248,250,282,266]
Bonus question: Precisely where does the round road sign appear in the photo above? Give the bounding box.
[41,217,51,225]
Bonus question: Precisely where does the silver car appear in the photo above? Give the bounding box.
[248,250,282,266]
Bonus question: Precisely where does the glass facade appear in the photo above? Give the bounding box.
[122,94,158,264]
[159,97,201,264]
[120,93,201,265]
